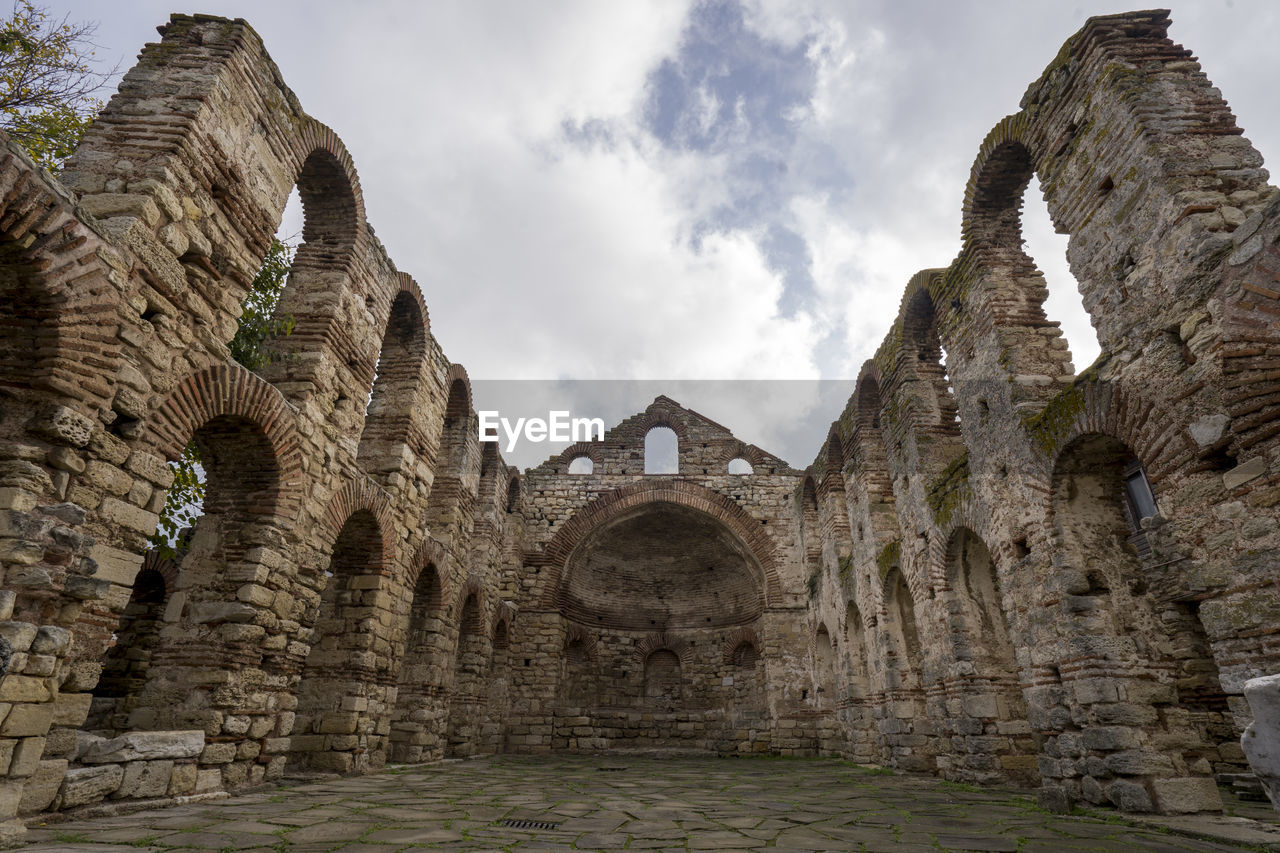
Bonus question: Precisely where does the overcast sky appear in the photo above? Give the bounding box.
[66,1,1280,468]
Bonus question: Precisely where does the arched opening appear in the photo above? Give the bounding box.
[946,528,1036,784]
[1022,183,1100,369]
[446,592,488,757]
[112,413,281,734]
[901,288,960,437]
[506,476,520,512]
[728,457,753,475]
[292,510,385,773]
[358,289,427,472]
[727,640,764,712]
[426,376,473,542]
[844,601,870,701]
[813,625,836,709]
[883,567,922,692]
[731,642,758,668]
[0,241,58,398]
[966,138,1093,381]
[644,426,678,474]
[86,566,167,732]
[389,563,446,763]
[561,634,594,708]
[643,649,682,707]
[1052,434,1238,797]
[257,148,362,395]
[568,456,594,475]
[800,477,821,589]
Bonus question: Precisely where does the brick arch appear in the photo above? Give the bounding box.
[143,362,305,517]
[719,441,765,472]
[636,407,688,440]
[1022,379,1192,495]
[563,622,599,659]
[559,442,602,473]
[358,275,431,467]
[504,470,521,513]
[391,272,430,333]
[443,363,472,420]
[722,626,760,665]
[634,632,693,668]
[960,112,1039,253]
[141,549,180,596]
[454,574,486,630]
[875,547,930,620]
[538,481,783,608]
[0,149,122,411]
[286,120,367,271]
[491,601,515,644]
[318,478,396,570]
[408,538,448,600]
[818,424,846,492]
[799,473,819,512]
[809,621,838,656]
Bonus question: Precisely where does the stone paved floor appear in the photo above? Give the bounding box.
[21,756,1280,852]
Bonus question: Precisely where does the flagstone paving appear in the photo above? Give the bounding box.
[21,756,1280,852]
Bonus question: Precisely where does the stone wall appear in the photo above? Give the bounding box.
[0,8,1275,845]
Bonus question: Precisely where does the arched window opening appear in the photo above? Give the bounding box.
[389,562,447,763]
[0,242,57,398]
[458,594,483,638]
[405,564,443,647]
[644,649,682,705]
[358,290,426,468]
[506,476,520,513]
[813,625,836,708]
[562,636,592,707]
[884,568,923,691]
[728,457,753,475]
[844,601,871,701]
[446,592,489,756]
[1121,458,1158,558]
[292,510,383,770]
[492,619,510,650]
[1052,433,1243,782]
[902,290,960,437]
[125,413,280,734]
[1022,182,1100,370]
[445,378,469,425]
[731,642,758,668]
[568,455,594,475]
[87,566,168,731]
[644,426,678,474]
[256,151,361,387]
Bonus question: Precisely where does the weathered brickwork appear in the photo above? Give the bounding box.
[0,8,1275,845]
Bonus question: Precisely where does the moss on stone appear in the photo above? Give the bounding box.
[926,453,971,529]
[875,541,901,580]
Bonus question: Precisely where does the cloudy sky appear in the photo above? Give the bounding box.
[66,1,1280,468]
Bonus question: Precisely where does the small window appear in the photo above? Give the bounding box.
[1122,461,1157,524]
[727,457,753,475]
[568,456,594,475]
[644,426,678,474]
[1121,458,1158,559]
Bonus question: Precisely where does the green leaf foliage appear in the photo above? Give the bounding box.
[148,238,297,556]
[0,1,111,172]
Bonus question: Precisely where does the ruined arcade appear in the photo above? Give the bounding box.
[0,8,1277,846]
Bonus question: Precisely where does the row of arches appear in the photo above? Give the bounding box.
[803,418,1253,806]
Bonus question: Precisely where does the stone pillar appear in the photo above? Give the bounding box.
[1242,673,1280,815]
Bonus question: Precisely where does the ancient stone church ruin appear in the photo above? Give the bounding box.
[0,8,1276,845]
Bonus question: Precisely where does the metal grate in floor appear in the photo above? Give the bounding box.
[500,818,561,830]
